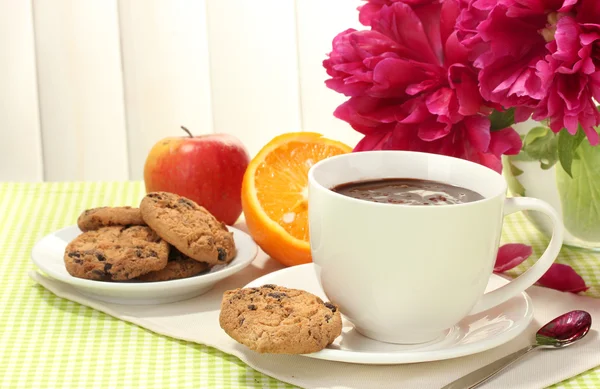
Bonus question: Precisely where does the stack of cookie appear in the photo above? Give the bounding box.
[64,192,236,282]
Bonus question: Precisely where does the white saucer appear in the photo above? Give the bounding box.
[245,263,534,365]
[31,225,258,305]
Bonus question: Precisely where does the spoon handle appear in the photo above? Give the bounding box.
[440,345,538,389]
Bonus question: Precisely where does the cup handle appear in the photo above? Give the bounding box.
[469,197,564,315]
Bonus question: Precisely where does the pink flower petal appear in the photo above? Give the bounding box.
[371,58,430,97]
[333,98,379,134]
[417,121,451,141]
[406,78,440,96]
[464,116,491,152]
[399,98,430,124]
[354,131,393,151]
[444,32,470,68]
[494,243,533,272]
[425,87,460,121]
[514,106,534,123]
[488,127,523,156]
[554,17,581,65]
[374,2,440,65]
[358,2,384,26]
[440,0,461,45]
[475,152,503,172]
[333,97,398,134]
[577,0,600,24]
[559,0,579,12]
[537,263,589,293]
[413,3,444,63]
[449,63,482,116]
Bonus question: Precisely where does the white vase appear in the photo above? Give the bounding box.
[503,120,600,250]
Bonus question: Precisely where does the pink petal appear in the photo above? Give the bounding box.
[449,63,482,116]
[489,127,523,156]
[374,2,440,65]
[553,17,581,65]
[413,3,444,63]
[475,152,503,173]
[464,116,491,152]
[358,2,383,26]
[399,98,430,124]
[371,58,429,97]
[580,31,600,47]
[559,0,579,12]
[514,106,534,123]
[494,244,533,272]
[444,31,470,67]
[425,87,456,118]
[583,124,600,145]
[333,98,380,134]
[417,121,451,141]
[537,263,589,293]
[406,78,440,96]
[577,0,600,23]
[440,0,461,45]
[354,131,393,151]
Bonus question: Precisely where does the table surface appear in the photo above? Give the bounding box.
[2,181,600,389]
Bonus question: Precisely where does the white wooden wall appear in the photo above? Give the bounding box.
[0,0,365,182]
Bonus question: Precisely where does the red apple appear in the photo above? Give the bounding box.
[143,127,250,225]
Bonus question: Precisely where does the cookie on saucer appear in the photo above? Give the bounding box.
[77,206,145,232]
[139,192,236,265]
[64,225,169,281]
[136,247,210,282]
[219,285,342,354]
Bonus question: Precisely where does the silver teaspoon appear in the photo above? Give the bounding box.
[441,310,592,389]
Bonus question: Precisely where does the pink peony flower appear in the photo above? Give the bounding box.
[324,0,522,172]
[336,96,521,172]
[467,4,547,110]
[533,14,600,144]
[458,0,600,144]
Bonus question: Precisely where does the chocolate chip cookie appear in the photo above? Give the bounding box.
[64,225,169,281]
[135,247,210,282]
[219,285,342,354]
[139,192,236,265]
[77,206,145,232]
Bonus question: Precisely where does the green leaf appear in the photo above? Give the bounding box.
[522,126,559,169]
[524,126,549,145]
[490,108,516,131]
[509,160,524,176]
[502,156,526,196]
[556,135,600,241]
[511,150,537,162]
[557,127,586,178]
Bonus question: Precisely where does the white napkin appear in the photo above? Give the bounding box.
[29,240,600,389]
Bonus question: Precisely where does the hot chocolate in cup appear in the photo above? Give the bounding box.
[308,150,563,344]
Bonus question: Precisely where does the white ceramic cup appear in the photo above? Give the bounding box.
[308,150,564,344]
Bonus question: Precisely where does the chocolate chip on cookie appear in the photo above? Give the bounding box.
[139,192,236,265]
[135,247,210,282]
[77,206,145,232]
[219,285,342,354]
[64,226,169,281]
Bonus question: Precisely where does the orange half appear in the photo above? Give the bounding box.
[241,132,352,266]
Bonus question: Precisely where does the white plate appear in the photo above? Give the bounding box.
[245,263,534,365]
[32,225,258,305]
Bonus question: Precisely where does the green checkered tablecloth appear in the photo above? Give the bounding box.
[1,181,599,388]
